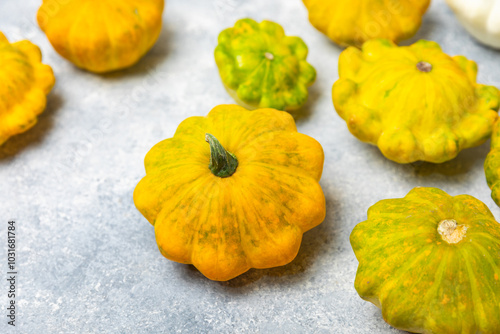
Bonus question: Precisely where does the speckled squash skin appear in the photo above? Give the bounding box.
[214,19,316,111]
[351,187,500,334]
[133,105,326,281]
[37,0,164,73]
[0,32,55,145]
[484,119,500,206]
[302,0,430,47]
[332,39,500,164]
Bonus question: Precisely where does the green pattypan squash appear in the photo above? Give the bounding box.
[351,187,500,333]
[215,18,316,111]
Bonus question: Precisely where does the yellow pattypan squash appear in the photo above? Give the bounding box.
[302,0,430,47]
[484,119,500,206]
[37,0,165,73]
[332,39,500,164]
[351,187,500,334]
[134,105,326,281]
[0,32,55,145]
[215,19,316,111]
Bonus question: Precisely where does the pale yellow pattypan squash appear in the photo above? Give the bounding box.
[0,32,55,145]
[332,39,500,164]
[446,0,500,49]
[302,0,430,47]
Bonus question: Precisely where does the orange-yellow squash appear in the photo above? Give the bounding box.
[0,32,55,145]
[133,105,326,281]
[351,187,500,333]
[37,0,164,73]
[332,39,500,164]
[302,0,430,47]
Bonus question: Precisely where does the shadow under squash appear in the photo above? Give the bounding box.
[216,192,339,288]
[98,23,175,81]
[404,141,491,177]
[0,92,64,160]
[291,80,322,124]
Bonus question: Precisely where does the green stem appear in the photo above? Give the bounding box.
[205,133,238,178]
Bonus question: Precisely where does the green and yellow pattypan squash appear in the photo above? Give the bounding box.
[134,105,326,281]
[214,19,316,111]
[0,32,55,145]
[484,119,500,206]
[302,0,430,47]
[332,39,500,164]
[351,187,500,334]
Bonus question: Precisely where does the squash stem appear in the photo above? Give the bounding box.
[416,61,432,73]
[205,133,238,178]
[437,219,467,244]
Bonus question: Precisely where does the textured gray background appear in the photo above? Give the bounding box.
[1,0,499,333]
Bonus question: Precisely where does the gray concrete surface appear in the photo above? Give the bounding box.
[1,0,499,333]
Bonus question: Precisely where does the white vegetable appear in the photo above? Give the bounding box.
[446,0,500,49]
